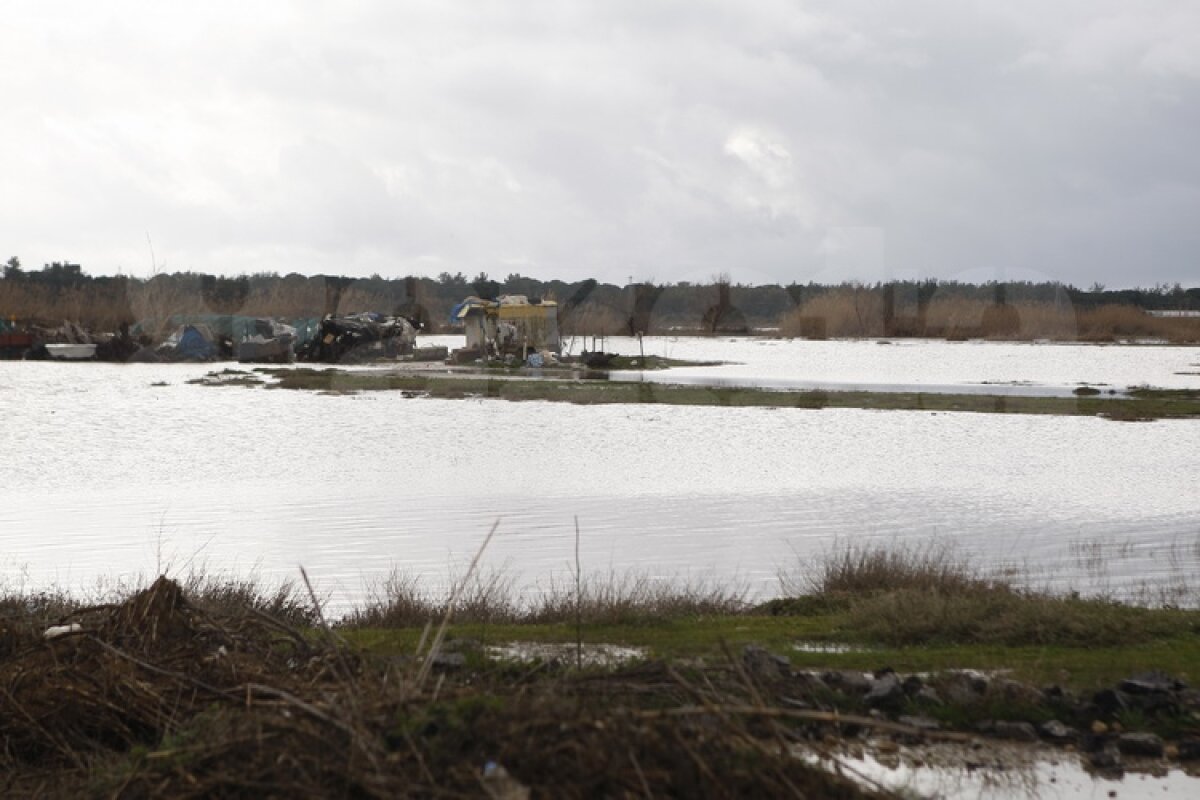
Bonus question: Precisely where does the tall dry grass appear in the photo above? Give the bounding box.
[780,539,1001,598]
[776,539,1200,646]
[558,301,629,338]
[342,566,749,628]
[0,282,134,330]
[527,570,749,624]
[778,291,1200,342]
[779,287,886,338]
[345,567,521,628]
[0,276,423,334]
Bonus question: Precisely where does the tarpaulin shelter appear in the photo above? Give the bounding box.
[159,324,218,361]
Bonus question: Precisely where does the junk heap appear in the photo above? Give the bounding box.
[298,313,417,363]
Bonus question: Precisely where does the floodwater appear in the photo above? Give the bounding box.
[586,334,1200,394]
[814,741,1200,799]
[2,337,1199,610]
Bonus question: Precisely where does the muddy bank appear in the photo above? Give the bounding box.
[222,365,1200,421]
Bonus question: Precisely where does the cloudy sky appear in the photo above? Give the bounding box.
[3,1,1197,287]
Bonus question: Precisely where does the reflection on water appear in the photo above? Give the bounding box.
[603,369,1109,397]
[2,338,1199,610]
[578,335,1200,392]
[816,742,1200,800]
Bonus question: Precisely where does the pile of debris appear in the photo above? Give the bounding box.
[298,313,417,363]
[236,318,297,364]
[154,323,230,362]
[3,312,429,365]
[0,582,879,798]
[14,321,100,361]
[0,318,37,359]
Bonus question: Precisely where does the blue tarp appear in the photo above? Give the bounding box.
[177,325,216,360]
[133,314,322,348]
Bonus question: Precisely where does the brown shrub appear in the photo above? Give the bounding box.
[527,570,749,625]
[779,286,886,338]
[1,577,875,798]
[779,294,1200,343]
[559,300,628,337]
[781,540,1001,599]
[344,568,748,628]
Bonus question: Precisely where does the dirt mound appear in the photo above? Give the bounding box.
[0,577,322,771]
[2,580,882,798]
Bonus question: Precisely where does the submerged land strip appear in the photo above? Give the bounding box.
[194,365,1200,421]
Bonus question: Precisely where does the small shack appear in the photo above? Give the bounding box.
[451,295,560,356]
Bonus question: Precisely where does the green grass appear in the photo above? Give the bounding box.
[593,355,724,370]
[833,587,1200,647]
[472,354,720,372]
[186,368,265,387]
[15,553,1200,797]
[339,537,1200,708]
[241,367,1200,419]
[344,614,830,659]
[343,608,1200,695]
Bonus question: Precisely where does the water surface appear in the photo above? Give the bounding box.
[2,339,1198,610]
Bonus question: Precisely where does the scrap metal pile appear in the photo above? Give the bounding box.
[236,318,297,364]
[298,313,417,363]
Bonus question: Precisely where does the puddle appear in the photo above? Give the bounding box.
[486,642,646,668]
[603,371,1106,397]
[811,740,1200,799]
[793,641,867,654]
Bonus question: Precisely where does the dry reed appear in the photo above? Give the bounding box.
[779,291,1200,342]
[343,566,750,628]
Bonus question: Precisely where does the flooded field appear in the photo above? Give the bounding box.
[587,335,1200,393]
[814,740,1200,800]
[2,338,1199,610]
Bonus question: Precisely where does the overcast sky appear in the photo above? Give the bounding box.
[2,1,1197,288]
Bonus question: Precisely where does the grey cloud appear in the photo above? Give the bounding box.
[1,1,1197,287]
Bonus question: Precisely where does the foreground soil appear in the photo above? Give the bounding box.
[5,580,1200,797]
[1,579,881,798]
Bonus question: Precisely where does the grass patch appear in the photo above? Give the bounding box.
[235,367,1200,420]
[338,541,1200,695]
[178,572,319,627]
[472,354,720,372]
[594,354,724,370]
[835,588,1200,647]
[342,567,750,629]
[186,368,264,387]
[8,553,1200,795]
[773,540,1200,650]
[782,539,1002,598]
[345,615,1200,695]
[343,567,520,628]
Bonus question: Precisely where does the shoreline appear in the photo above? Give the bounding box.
[5,567,1200,796]
[187,365,1200,421]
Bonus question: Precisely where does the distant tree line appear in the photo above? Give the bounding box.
[2,257,1198,338]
